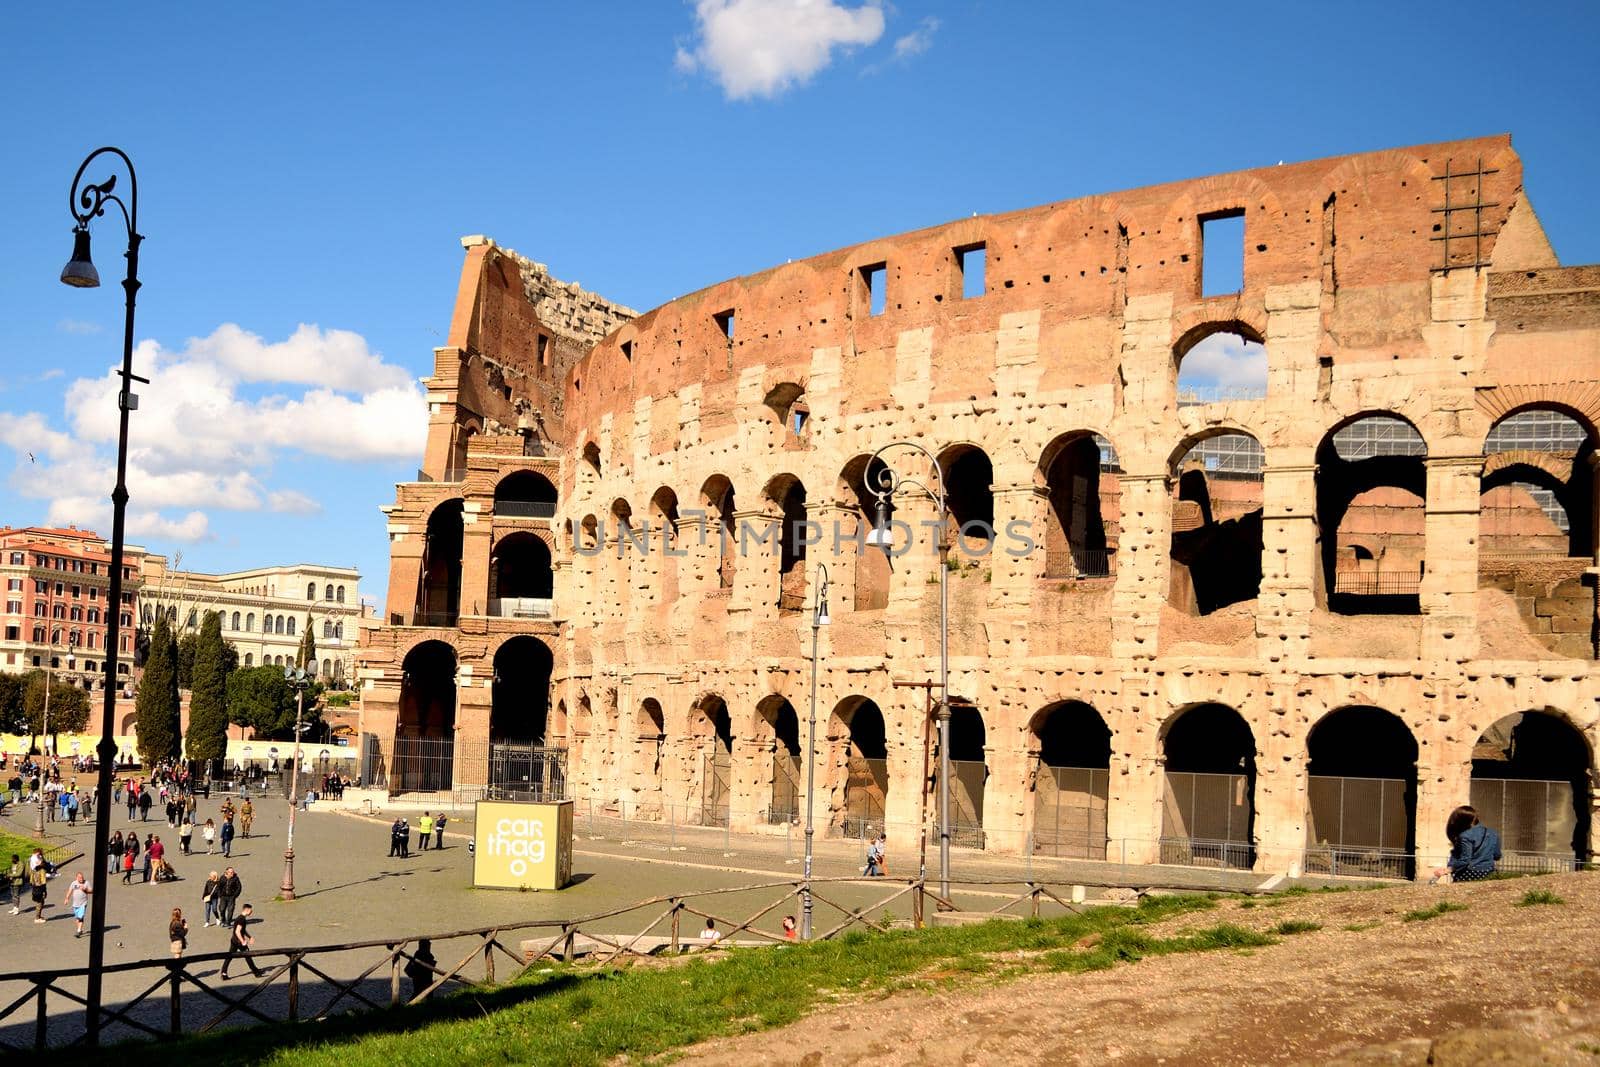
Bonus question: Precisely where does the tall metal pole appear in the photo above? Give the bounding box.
[281,672,306,900]
[802,562,828,941]
[35,656,52,835]
[62,147,142,1048]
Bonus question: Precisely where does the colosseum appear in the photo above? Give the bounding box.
[357,134,1600,881]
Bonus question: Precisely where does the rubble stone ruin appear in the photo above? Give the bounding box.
[358,135,1600,880]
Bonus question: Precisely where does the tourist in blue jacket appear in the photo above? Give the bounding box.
[1431,805,1501,883]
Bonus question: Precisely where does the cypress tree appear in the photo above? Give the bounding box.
[298,614,317,674]
[186,610,229,764]
[136,611,182,765]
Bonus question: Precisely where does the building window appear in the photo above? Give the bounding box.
[5,601,18,614]
[31,628,43,643]
[4,626,17,641]
[244,653,253,667]
[52,605,63,619]
[336,585,345,603]
[231,611,241,630]
[287,616,296,636]
[7,552,20,564]
[54,583,63,596]
[87,632,97,649]
[246,613,255,632]
[120,612,131,626]
[34,580,46,595]
[323,620,332,638]
[955,242,986,299]
[6,579,20,591]
[33,604,45,617]
[88,609,99,624]
[71,585,80,598]
[1200,209,1246,297]
[307,581,316,600]
[334,621,343,639]
[860,262,887,316]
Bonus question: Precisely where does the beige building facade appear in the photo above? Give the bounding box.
[360,136,1600,880]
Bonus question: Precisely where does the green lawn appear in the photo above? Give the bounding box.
[87,894,1281,1067]
[0,824,79,870]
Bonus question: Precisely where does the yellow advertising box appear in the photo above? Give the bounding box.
[473,799,573,890]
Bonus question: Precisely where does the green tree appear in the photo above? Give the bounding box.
[227,665,325,740]
[0,672,25,736]
[297,614,317,673]
[222,640,240,675]
[136,611,182,764]
[177,631,199,689]
[185,611,229,763]
[23,673,90,748]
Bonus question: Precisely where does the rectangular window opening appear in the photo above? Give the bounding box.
[714,309,735,341]
[1200,210,1245,297]
[859,263,887,317]
[955,243,986,300]
[536,334,550,367]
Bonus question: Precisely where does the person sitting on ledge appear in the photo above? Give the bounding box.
[1431,804,1501,883]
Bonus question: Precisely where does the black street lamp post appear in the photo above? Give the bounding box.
[60,145,147,1047]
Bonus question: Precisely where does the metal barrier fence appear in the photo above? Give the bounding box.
[0,874,1100,1053]
[836,757,887,839]
[1470,777,1583,865]
[485,744,568,802]
[1331,571,1422,596]
[1033,766,1109,860]
[1304,774,1414,880]
[1161,771,1254,870]
[390,736,458,793]
[767,752,800,825]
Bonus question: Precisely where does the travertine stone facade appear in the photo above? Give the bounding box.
[361,137,1600,879]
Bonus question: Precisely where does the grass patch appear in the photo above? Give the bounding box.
[1516,888,1565,907]
[90,896,1233,1067]
[0,827,75,868]
[1402,901,1469,923]
[1271,920,1322,935]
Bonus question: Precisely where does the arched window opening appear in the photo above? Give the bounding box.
[306,582,316,600]
[1471,711,1591,869]
[1031,702,1111,859]
[765,474,809,612]
[1481,409,1594,560]
[695,696,733,827]
[396,640,457,792]
[700,476,737,592]
[1175,325,1267,403]
[245,613,254,632]
[321,658,331,678]
[1168,431,1264,615]
[336,585,345,603]
[940,445,995,553]
[495,470,559,519]
[1161,703,1255,869]
[763,382,810,441]
[287,616,296,636]
[490,636,554,745]
[324,583,334,600]
[839,455,892,610]
[323,620,333,638]
[244,653,253,667]
[491,533,554,617]
[633,698,667,807]
[831,697,888,838]
[1039,433,1120,578]
[415,500,465,626]
[1316,415,1427,615]
[943,704,988,848]
[758,696,802,824]
[581,441,602,477]
[650,487,681,606]
[231,611,240,630]
[1305,706,1418,879]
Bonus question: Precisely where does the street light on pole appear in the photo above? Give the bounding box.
[35,649,56,836]
[60,146,145,1047]
[281,666,312,900]
[864,441,953,900]
[802,562,830,941]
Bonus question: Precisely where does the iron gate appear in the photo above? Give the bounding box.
[700,748,732,827]
[1470,777,1582,872]
[1160,771,1254,869]
[768,750,800,824]
[937,759,987,850]
[1034,764,1108,859]
[391,736,455,793]
[838,756,887,838]
[1303,774,1413,879]
[487,743,569,802]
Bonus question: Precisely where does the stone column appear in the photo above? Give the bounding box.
[884,490,942,659]
[1252,681,1307,873]
[1111,474,1170,660]
[730,507,781,624]
[1420,455,1485,662]
[988,483,1045,656]
[808,502,857,618]
[1257,462,1317,663]
[460,505,491,619]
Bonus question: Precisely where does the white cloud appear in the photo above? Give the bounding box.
[677,0,885,99]
[891,16,938,59]
[0,323,425,544]
[57,319,102,336]
[1177,333,1268,396]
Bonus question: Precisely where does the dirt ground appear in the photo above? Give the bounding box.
[680,872,1600,1066]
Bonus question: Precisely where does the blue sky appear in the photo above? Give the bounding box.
[1,1,1596,607]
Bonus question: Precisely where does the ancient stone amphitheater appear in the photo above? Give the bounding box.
[358,134,1600,880]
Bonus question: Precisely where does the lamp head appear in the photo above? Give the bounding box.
[865,498,892,548]
[60,227,99,288]
[815,599,831,627]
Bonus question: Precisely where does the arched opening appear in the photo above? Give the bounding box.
[650,487,681,605]
[1168,431,1264,615]
[1305,706,1418,879]
[580,441,601,477]
[415,499,465,626]
[306,581,316,600]
[395,640,456,792]
[1175,324,1267,403]
[757,696,802,823]
[695,696,733,826]
[942,703,988,848]
[700,476,737,593]
[762,382,809,441]
[1030,702,1111,858]
[1316,414,1427,614]
[831,696,888,838]
[632,698,666,813]
[489,636,560,800]
[494,470,559,519]
[491,532,554,616]
[1471,710,1591,870]
[839,455,892,610]
[940,445,995,554]
[1160,703,1255,869]
[1038,432,1120,578]
[449,419,479,477]
[765,474,809,612]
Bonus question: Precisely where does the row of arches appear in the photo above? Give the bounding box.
[305,582,348,602]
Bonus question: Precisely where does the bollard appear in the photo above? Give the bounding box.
[169,964,182,1035]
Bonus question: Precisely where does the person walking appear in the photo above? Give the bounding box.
[220,816,235,859]
[400,816,411,859]
[389,818,404,858]
[126,783,138,822]
[121,848,136,885]
[66,872,90,937]
[28,852,49,922]
[863,833,886,877]
[148,836,166,884]
[217,867,242,925]
[108,831,125,877]
[240,798,254,839]
[404,939,438,1001]
[434,814,447,851]
[418,812,434,852]
[169,907,189,960]
[64,790,78,827]
[201,871,221,927]
[138,789,152,822]
[202,818,216,854]
[5,853,21,914]
[220,903,264,980]
[141,834,154,884]
[179,818,194,856]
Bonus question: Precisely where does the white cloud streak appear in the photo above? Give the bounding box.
[892,16,938,59]
[676,0,885,99]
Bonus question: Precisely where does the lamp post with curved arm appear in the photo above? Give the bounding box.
[281,666,313,900]
[864,441,952,900]
[802,562,830,940]
[59,146,145,1047]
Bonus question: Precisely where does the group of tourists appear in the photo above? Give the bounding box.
[2,755,95,823]
[387,811,447,857]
